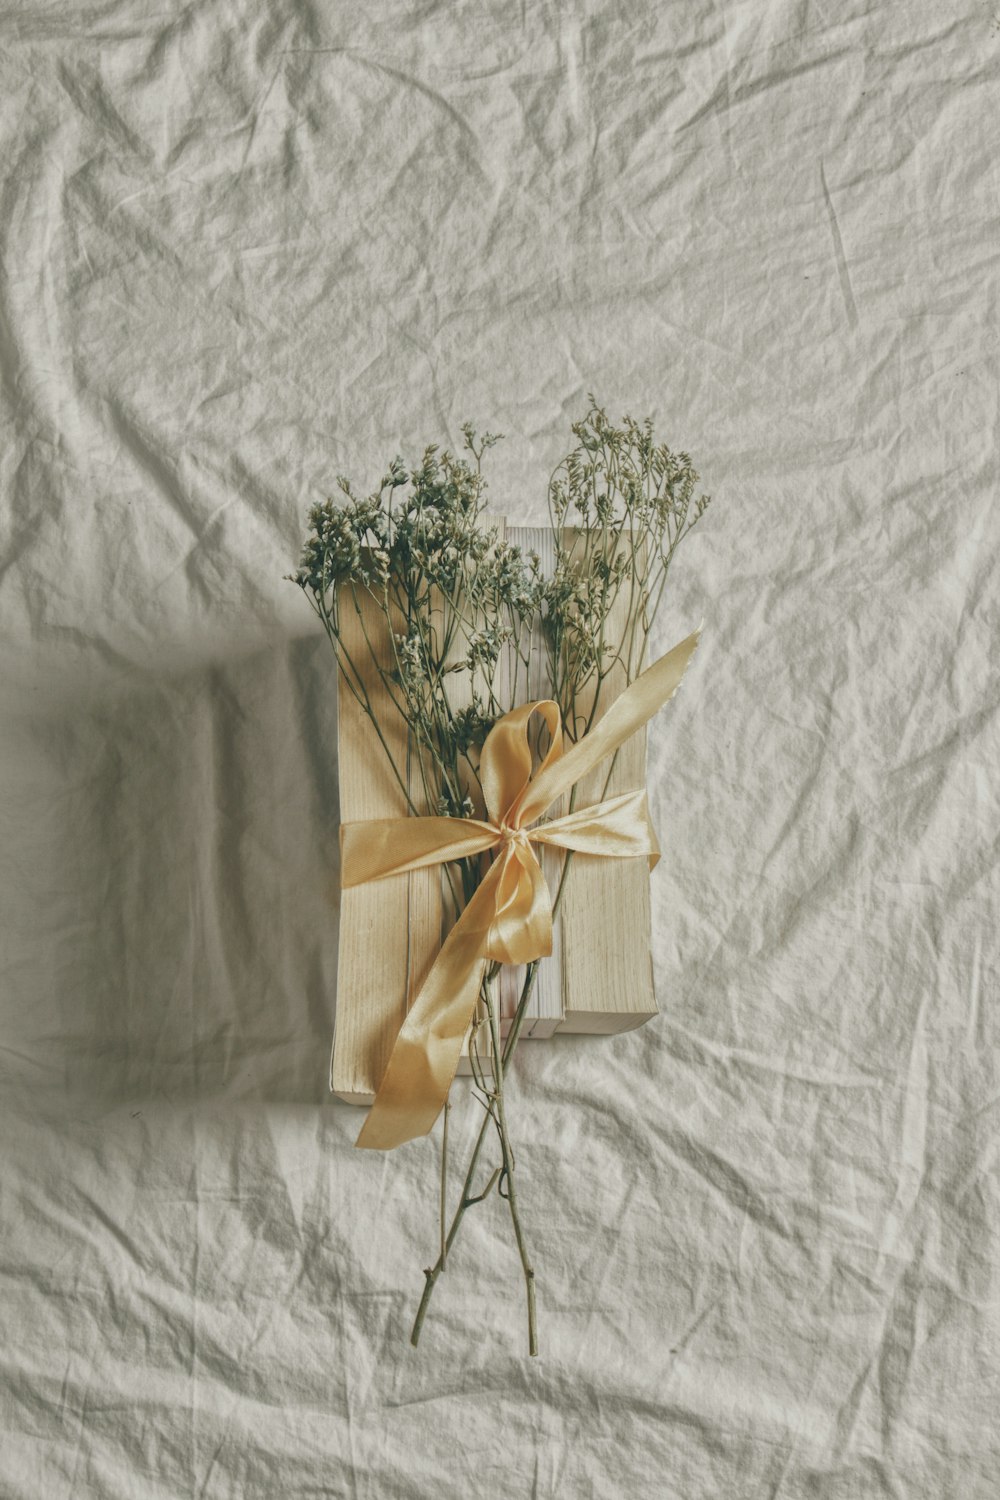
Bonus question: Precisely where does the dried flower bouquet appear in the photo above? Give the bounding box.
[288,399,711,1354]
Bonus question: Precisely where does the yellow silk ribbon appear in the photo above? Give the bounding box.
[340,627,701,1150]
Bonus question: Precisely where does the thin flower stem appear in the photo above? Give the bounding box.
[485,972,537,1354]
[439,1097,450,1270]
[410,967,536,1350]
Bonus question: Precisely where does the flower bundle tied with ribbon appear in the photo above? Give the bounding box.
[291,400,714,1353]
[341,626,701,1151]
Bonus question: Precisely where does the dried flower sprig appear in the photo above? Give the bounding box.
[288,400,711,1354]
[547,398,711,735]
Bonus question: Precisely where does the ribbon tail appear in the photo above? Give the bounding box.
[515,628,701,825]
[531,787,659,866]
[355,858,505,1151]
[341,816,499,887]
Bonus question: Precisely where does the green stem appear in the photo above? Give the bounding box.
[439,1097,450,1270]
[485,973,537,1355]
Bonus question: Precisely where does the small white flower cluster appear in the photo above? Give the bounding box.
[289,405,710,812]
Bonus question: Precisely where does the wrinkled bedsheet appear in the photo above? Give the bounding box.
[1,3,997,1496]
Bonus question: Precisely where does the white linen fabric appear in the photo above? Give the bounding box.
[1,4,997,1496]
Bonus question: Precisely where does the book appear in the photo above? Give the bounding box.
[330,522,657,1106]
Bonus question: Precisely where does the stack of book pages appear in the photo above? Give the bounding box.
[330,521,657,1107]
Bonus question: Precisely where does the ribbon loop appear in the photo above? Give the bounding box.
[341,626,701,1150]
[481,699,563,826]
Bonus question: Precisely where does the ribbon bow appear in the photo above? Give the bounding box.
[340,627,701,1149]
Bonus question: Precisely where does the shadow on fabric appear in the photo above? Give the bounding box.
[0,633,344,1108]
